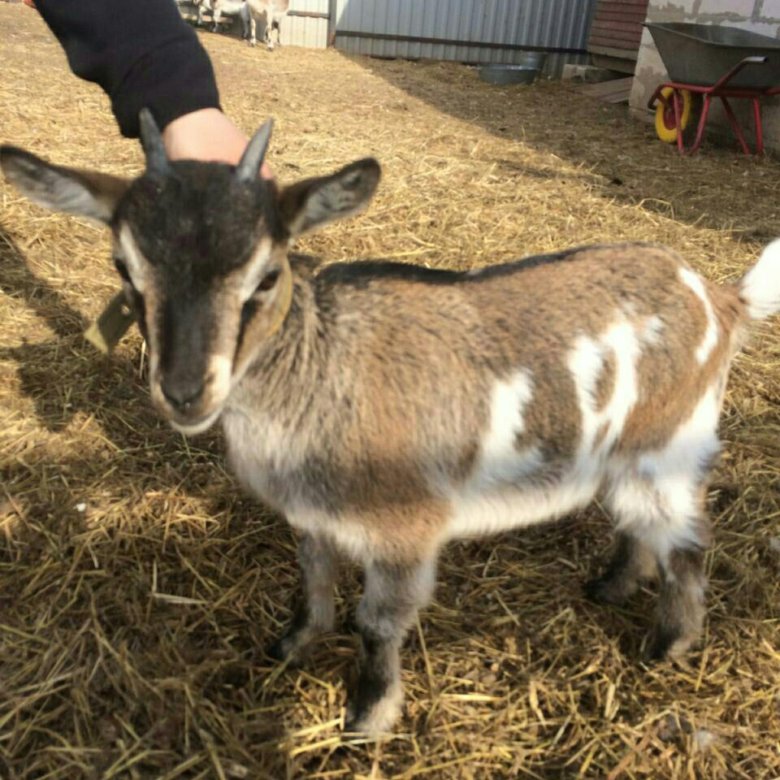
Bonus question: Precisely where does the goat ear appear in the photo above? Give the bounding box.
[278,158,381,236]
[0,146,129,224]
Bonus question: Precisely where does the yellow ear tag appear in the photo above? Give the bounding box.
[264,266,294,340]
[83,292,136,354]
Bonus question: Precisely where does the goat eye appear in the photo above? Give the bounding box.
[255,269,280,294]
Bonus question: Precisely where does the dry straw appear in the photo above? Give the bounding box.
[1,6,778,779]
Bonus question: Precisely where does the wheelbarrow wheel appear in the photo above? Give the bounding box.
[654,87,700,144]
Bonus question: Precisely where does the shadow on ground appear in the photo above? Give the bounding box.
[0,225,292,778]
[349,54,780,243]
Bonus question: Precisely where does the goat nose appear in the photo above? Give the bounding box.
[161,379,205,412]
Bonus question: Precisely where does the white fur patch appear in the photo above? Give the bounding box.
[210,354,233,401]
[170,407,223,436]
[444,321,644,541]
[118,223,150,294]
[223,406,304,492]
[445,479,599,540]
[679,267,718,364]
[472,370,537,487]
[348,679,404,735]
[642,315,665,345]
[741,238,780,320]
[222,405,379,562]
[446,367,589,539]
[608,383,722,560]
[288,507,377,564]
[239,238,274,300]
[571,322,640,457]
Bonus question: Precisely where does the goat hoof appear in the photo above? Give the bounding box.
[266,637,286,661]
[644,628,697,663]
[344,682,404,736]
[266,635,302,666]
[584,576,624,606]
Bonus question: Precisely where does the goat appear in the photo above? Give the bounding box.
[245,0,289,49]
[190,0,250,39]
[191,0,216,29]
[213,0,252,40]
[2,113,779,735]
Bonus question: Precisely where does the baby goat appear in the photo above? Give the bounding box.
[2,114,779,734]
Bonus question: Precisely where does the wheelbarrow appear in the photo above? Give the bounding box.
[645,23,780,154]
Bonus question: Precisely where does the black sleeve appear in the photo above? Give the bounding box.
[34,0,221,138]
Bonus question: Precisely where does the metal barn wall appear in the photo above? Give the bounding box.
[282,0,330,48]
[333,0,597,75]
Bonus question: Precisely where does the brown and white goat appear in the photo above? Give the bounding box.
[2,113,779,734]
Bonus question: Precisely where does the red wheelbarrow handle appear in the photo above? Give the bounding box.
[647,55,770,109]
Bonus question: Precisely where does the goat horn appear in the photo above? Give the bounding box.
[138,108,170,176]
[235,118,273,183]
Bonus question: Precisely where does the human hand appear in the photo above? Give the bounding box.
[162,108,274,179]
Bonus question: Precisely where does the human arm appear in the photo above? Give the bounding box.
[31,0,272,174]
[34,0,221,140]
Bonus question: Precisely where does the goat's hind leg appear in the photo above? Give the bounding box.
[649,537,709,660]
[269,532,337,663]
[347,557,436,734]
[270,20,281,48]
[585,529,657,606]
[264,19,275,50]
[605,467,712,661]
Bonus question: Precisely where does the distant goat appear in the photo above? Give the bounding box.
[2,113,779,735]
[185,0,288,50]
[245,0,289,49]
[191,0,250,39]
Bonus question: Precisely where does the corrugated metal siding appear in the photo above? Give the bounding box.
[333,0,596,75]
[283,0,330,48]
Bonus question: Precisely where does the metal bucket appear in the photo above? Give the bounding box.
[479,53,546,86]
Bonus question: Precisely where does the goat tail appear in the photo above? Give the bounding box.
[740,238,780,320]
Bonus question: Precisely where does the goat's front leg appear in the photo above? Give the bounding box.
[270,19,281,49]
[248,15,257,45]
[269,532,337,663]
[347,557,436,734]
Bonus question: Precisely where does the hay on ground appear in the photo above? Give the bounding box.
[0,6,778,779]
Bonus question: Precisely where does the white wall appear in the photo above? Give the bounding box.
[629,0,780,149]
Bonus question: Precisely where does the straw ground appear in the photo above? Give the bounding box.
[1,6,778,778]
